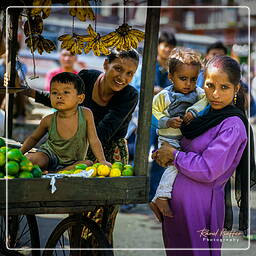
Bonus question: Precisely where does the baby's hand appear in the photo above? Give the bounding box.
[183,112,194,124]
[99,160,112,167]
[166,117,183,128]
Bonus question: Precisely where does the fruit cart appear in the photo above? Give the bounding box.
[0,0,161,255]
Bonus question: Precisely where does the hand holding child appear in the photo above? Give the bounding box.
[183,111,194,124]
[166,117,183,128]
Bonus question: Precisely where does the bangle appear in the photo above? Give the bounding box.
[157,197,168,201]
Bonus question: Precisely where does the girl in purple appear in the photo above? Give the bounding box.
[151,55,256,256]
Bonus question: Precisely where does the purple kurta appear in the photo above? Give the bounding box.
[163,117,247,256]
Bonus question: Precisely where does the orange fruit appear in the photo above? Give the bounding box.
[122,168,134,176]
[5,161,19,176]
[112,161,123,170]
[19,171,33,178]
[31,165,42,178]
[75,163,87,170]
[0,152,5,166]
[109,168,121,177]
[20,159,33,172]
[97,165,110,177]
[7,149,23,162]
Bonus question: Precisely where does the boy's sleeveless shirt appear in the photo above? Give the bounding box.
[40,107,88,165]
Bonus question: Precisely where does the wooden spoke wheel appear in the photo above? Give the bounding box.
[43,215,113,256]
[0,215,40,256]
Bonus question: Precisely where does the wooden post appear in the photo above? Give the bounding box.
[6,8,20,138]
[134,1,161,178]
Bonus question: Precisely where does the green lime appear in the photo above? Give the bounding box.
[112,161,123,170]
[0,147,8,154]
[19,171,33,179]
[75,163,87,170]
[5,161,19,176]
[123,164,133,170]
[31,165,42,178]
[0,138,5,147]
[0,152,5,166]
[4,175,15,179]
[7,149,23,162]
[122,168,134,176]
[20,159,33,172]
[92,163,101,168]
[0,172,4,178]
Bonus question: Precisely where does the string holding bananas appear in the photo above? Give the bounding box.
[58,33,86,55]
[82,25,110,56]
[69,0,95,22]
[102,23,145,51]
[24,15,43,37]
[30,0,52,19]
[25,35,56,55]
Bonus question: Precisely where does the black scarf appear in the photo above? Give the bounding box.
[181,105,256,233]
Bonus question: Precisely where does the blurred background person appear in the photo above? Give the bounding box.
[44,49,87,92]
[197,41,227,88]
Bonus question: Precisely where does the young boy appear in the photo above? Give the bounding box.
[20,72,110,171]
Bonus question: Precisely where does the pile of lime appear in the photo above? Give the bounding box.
[0,138,42,179]
[58,161,134,178]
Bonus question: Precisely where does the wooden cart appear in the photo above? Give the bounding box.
[0,0,161,255]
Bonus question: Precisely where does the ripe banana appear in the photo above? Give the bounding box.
[30,0,52,19]
[24,15,43,37]
[25,34,56,54]
[58,33,85,55]
[69,0,95,22]
[101,23,145,51]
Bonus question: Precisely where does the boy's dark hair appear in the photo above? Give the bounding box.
[50,72,85,95]
[206,41,227,55]
[107,49,139,64]
[159,31,177,47]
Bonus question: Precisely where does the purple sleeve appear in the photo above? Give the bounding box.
[174,121,247,183]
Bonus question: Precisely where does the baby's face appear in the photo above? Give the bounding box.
[50,82,84,110]
[169,64,200,94]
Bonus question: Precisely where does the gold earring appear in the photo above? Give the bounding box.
[233,93,237,104]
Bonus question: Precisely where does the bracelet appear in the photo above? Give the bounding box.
[157,197,168,201]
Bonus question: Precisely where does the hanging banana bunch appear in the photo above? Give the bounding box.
[25,35,56,55]
[58,33,85,55]
[30,0,52,19]
[24,15,43,37]
[102,23,145,51]
[69,0,95,22]
[24,14,56,54]
[81,25,110,56]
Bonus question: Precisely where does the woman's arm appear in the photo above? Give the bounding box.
[174,119,247,183]
[84,108,111,166]
[96,86,138,144]
[20,115,50,154]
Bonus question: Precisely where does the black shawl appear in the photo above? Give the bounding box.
[181,105,256,233]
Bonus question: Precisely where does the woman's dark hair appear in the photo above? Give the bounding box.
[50,72,85,95]
[159,31,177,47]
[107,49,139,64]
[206,41,227,55]
[205,55,246,112]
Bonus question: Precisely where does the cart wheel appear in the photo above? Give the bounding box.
[43,215,113,256]
[0,215,40,256]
